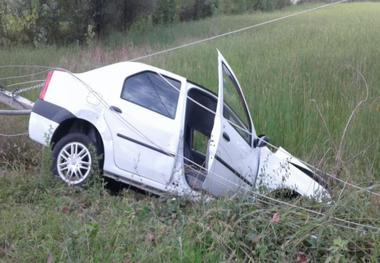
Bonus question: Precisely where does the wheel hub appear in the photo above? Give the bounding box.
[68,157,80,171]
[57,142,92,185]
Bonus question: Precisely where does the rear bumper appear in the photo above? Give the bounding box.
[28,112,59,146]
[28,99,76,146]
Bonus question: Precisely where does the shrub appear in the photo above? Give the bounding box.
[178,0,217,21]
[0,0,95,46]
[0,0,291,47]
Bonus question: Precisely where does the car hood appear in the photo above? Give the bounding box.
[256,146,330,202]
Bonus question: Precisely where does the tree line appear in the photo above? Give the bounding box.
[0,0,291,47]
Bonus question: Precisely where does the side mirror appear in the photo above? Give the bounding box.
[253,135,270,148]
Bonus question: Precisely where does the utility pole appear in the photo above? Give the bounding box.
[0,86,33,115]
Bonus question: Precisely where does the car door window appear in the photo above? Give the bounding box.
[121,71,181,119]
[222,63,252,144]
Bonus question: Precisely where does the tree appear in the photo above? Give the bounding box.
[153,0,177,24]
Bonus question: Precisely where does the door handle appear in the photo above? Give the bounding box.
[110,106,122,114]
[222,132,230,142]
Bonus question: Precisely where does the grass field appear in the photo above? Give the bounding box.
[1,2,380,262]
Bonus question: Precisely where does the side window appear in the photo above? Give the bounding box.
[222,63,252,144]
[121,71,181,119]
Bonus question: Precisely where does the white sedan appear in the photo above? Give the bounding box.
[28,51,329,201]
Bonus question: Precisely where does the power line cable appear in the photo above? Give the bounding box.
[1,0,379,231]
[0,132,29,137]
[44,67,380,233]
[128,0,349,62]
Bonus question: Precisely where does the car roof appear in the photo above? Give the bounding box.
[79,61,184,82]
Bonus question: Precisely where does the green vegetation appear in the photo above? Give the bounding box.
[1,169,380,262]
[1,2,380,261]
[0,0,290,46]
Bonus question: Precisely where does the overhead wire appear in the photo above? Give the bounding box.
[0,79,378,228]
[128,0,349,62]
[31,66,380,233]
[0,0,377,198]
[157,72,380,198]
[0,0,379,232]
[6,79,45,88]
[0,69,49,81]
[0,132,29,137]
[13,82,45,96]
[0,0,378,198]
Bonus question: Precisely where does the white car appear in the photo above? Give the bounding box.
[28,51,329,200]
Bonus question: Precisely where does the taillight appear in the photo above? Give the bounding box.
[39,71,54,100]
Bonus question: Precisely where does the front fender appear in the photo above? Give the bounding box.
[256,147,330,202]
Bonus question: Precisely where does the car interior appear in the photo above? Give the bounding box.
[183,85,217,190]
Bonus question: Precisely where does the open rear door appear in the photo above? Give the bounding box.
[202,51,258,197]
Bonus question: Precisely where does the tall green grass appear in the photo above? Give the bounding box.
[1,3,380,261]
[148,2,380,177]
[1,3,379,175]
[149,3,380,175]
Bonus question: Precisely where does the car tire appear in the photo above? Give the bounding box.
[52,132,102,186]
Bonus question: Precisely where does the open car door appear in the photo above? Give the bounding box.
[202,51,260,197]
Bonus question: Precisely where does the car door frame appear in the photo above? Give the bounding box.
[202,50,259,196]
[104,67,187,188]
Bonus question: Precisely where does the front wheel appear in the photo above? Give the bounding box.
[52,133,102,185]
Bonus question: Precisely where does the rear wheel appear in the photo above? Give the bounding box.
[52,133,102,185]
